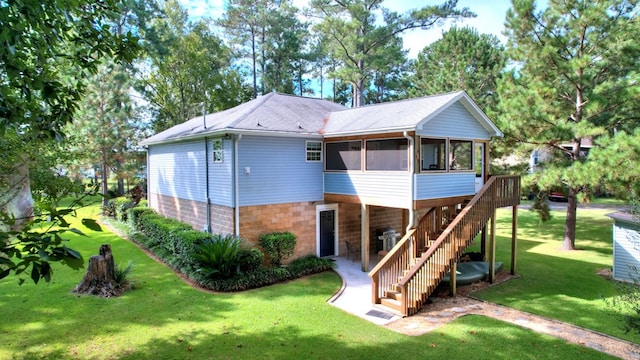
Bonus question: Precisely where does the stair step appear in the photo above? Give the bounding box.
[385,289,402,301]
[380,297,402,310]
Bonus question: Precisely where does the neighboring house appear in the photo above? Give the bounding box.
[529,138,594,174]
[141,91,520,316]
[607,212,640,283]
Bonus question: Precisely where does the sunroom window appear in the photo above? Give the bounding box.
[449,139,473,170]
[365,138,408,171]
[325,141,362,171]
[421,138,446,171]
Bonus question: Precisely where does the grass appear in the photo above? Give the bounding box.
[470,207,640,344]
[0,205,628,359]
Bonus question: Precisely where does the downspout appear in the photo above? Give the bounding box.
[203,104,211,233]
[234,134,242,237]
[404,131,415,234]
[204,137,211,233]
[144,146,150,206]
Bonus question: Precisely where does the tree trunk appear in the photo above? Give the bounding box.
[73,244,121,297]
[563,187,578,250]
[101,147,109,211]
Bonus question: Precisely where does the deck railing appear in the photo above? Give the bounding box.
[369,175,520,316]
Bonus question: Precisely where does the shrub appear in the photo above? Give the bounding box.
[287,255,335,277]
[194,234,244,279]
[236,248,264,274]
[259,231,296,267]
[608,266,640,334]
[102,200,117,218]
[114,260,135,289]
[113,197,135,222]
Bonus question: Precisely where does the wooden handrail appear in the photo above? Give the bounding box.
[370,175,520,316]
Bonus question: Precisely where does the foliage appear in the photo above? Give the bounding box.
[193,234,244,279]
[236,247,264,274]
[608,268,640,334]
[114,260,135,288]
[309,0,474,107]
[140,0,251,133]
[0,0,138,284]
[287,255,335,277]
[409,26,505,114]
[259,231,297,267]
[497,0,640,249]
[218,0,311,97]
[66,60,143,210]
[0,190,103,284]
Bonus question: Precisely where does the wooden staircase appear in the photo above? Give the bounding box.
[369,175,520,316]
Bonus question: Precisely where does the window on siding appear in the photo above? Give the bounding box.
[449,139,472,170]
[421,138,446,171]
[365,138,408,171]
[306,141,322,162]
[212,139,223,163]
[325,141,362,171]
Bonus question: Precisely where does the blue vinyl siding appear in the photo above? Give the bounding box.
[419,102,491,139]
[612,222,640,283]
[324,172,411,200]
[415,173,476,199]
[148,141,206,202]
[237,136,324,206]
[208,138,233,207]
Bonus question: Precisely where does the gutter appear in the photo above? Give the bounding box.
[403,131,415,234]
[234,134,242,237]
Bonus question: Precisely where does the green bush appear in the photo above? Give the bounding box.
[236,248,264,274]
[287,255,335,277]
[194,234,244,279]
[113,197,135,222]
[129,207,155,229]
[259,231,296,267]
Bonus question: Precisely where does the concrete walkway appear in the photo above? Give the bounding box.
[328,255,640,359]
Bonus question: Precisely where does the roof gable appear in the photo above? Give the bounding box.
[322,91,502,138]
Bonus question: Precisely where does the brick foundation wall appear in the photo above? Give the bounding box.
[337,204,407,254]
[239,202,317,261]
[149,193,234,234]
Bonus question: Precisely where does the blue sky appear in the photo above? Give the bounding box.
[178,0,513,58]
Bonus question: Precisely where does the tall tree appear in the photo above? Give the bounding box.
[498,0,640,250]
[67,61,140,210]
[142,0,251,133]
[218,0,309,97]
[409,26,505,113]
[308,0,474,107]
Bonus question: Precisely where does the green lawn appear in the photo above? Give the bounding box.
[471,207,640,344]
[0,205,629,359]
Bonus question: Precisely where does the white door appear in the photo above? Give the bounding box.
[475,142,485,193]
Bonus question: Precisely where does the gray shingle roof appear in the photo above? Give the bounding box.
[141,90,501,146]
[322,91,500,137]
[141,93,345,145]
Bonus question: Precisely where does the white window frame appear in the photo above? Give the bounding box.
[306,140,322,162]
[212,139,223,163]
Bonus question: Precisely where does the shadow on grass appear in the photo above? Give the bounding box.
[110,316,612,360]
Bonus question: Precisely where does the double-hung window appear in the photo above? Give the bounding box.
[306,141,322,162]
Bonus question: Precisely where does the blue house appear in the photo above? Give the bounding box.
[141,91,520,316]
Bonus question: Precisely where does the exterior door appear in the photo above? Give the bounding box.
[475,142,485,193]
[319,210,335,257]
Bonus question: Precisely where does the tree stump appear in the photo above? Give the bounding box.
[73,244,122,297]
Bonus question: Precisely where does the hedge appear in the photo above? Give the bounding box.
[124,206,335,292]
